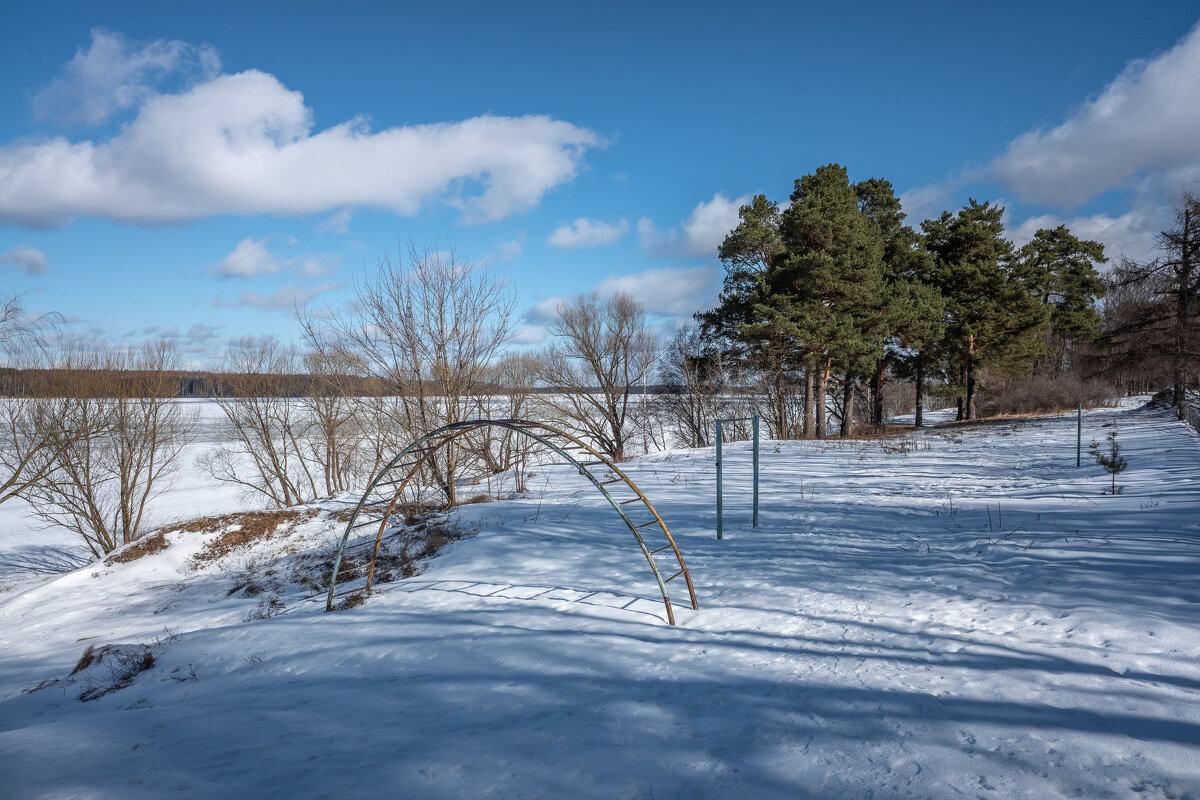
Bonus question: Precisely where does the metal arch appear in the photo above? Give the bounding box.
[325,418,698,625]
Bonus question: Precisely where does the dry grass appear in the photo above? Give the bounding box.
[190,509,318,565]
[105,529,170,564]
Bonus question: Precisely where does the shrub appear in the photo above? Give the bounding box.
[976,371,1114,417]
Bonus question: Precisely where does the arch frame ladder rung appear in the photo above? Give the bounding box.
[325,418,698,625]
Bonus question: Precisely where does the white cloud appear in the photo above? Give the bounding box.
[639,193,749,258]
[547,217,629,250]
[296,256,338,277]
[208,237,341,279]
[510,325,549,345]
[523,265,719,328]
[33,28,220,126]
[992,21,1200,207]
[215,282,341,313]
[1007,206,1160,265]
[595,265,720,316]
[898,173,981,224]
[3,45,600,228]
[495,236,524,262]
[209,237,282,278]
[524,297,564,326]
[0,246,49,274]
[318,209,353,234]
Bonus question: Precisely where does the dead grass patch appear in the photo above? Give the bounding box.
[105,529,170,564]
[190,509,318,565]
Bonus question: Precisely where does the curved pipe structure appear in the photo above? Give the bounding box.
[325,419,698,625]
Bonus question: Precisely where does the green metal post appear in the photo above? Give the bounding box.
[752,413,759,527]
[716,419,723,540]
[1080,402,1089,465]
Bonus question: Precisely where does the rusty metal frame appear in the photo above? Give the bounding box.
[325,419,698,624]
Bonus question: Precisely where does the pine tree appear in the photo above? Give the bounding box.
[856,180,946,427]
[922,200,1047,419]
[1089,428,1128,495]
[1015,225,1107,372]
[766,164,887,437]
[701,194,801,438]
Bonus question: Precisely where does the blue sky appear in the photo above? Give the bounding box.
[2,2,1199,368]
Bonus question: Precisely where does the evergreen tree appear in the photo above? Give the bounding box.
[762,164,886,436]
[1089,428,1128,495]
[700,194,800,438]
[856,179,946,427]
[922,200,1046,419]
[1015,225,1107,372]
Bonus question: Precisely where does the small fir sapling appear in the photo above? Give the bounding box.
[1089,428,1128,494]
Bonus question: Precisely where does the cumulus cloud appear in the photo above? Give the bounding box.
[510,325,549,345]
[992,21,1200,207]
[33,28,220,126]
[494,236,524,262]
[1007,205,1161,265]
[523,265,720,329]
[208,237,341,280]
[209,237,282,278]
[595,266,720,316]
[639,193,749,258]
[0,246,48,274]
[318,209,353,234]
[3,40,600,228]
[547,217,629,250]
[215,282,341,313]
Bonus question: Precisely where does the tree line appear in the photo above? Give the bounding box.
[1,180,1195,558]
[689,163,1116,440]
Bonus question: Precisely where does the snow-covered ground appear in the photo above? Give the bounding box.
[1,398,1198,799]
[0,399,259,593]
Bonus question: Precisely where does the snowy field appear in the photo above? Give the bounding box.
[1,398,1198,799]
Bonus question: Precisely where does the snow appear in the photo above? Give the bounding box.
[1,398,1198,799]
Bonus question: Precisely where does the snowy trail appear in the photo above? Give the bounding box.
[1,400,1198,799]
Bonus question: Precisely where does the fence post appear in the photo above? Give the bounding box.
[716,419,724,540]
[752,413,759,527]
[1080,402,1089,465]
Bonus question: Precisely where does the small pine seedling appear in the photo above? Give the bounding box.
[1089,429,1128,495]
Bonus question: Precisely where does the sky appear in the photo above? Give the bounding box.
[1,1,1199,369]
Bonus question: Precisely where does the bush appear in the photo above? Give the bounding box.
[976,371,1114,417]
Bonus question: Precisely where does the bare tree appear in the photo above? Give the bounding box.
[461,351,544,493]
[539,292,657,462]
[1108,192,1200,417]
[30,342,194,557]
[197,337,320,507]
[658,323,729,448]
[0,294,90,506]
[320,244,516,505]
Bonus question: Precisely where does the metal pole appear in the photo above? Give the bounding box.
[710,419,720,537]
[716,419,723,540]
[1080,402,1089,465]
[752,413,759,527]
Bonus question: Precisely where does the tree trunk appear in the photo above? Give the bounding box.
[871,357,885,427]
[914,351,925,429]
[961,334,978,421]
[1174,205,1192,421]
[802,363,814,438]
[840,374,855,437]
[816,362,828,439]
[774,369,788,439]
[965,352,977,420]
